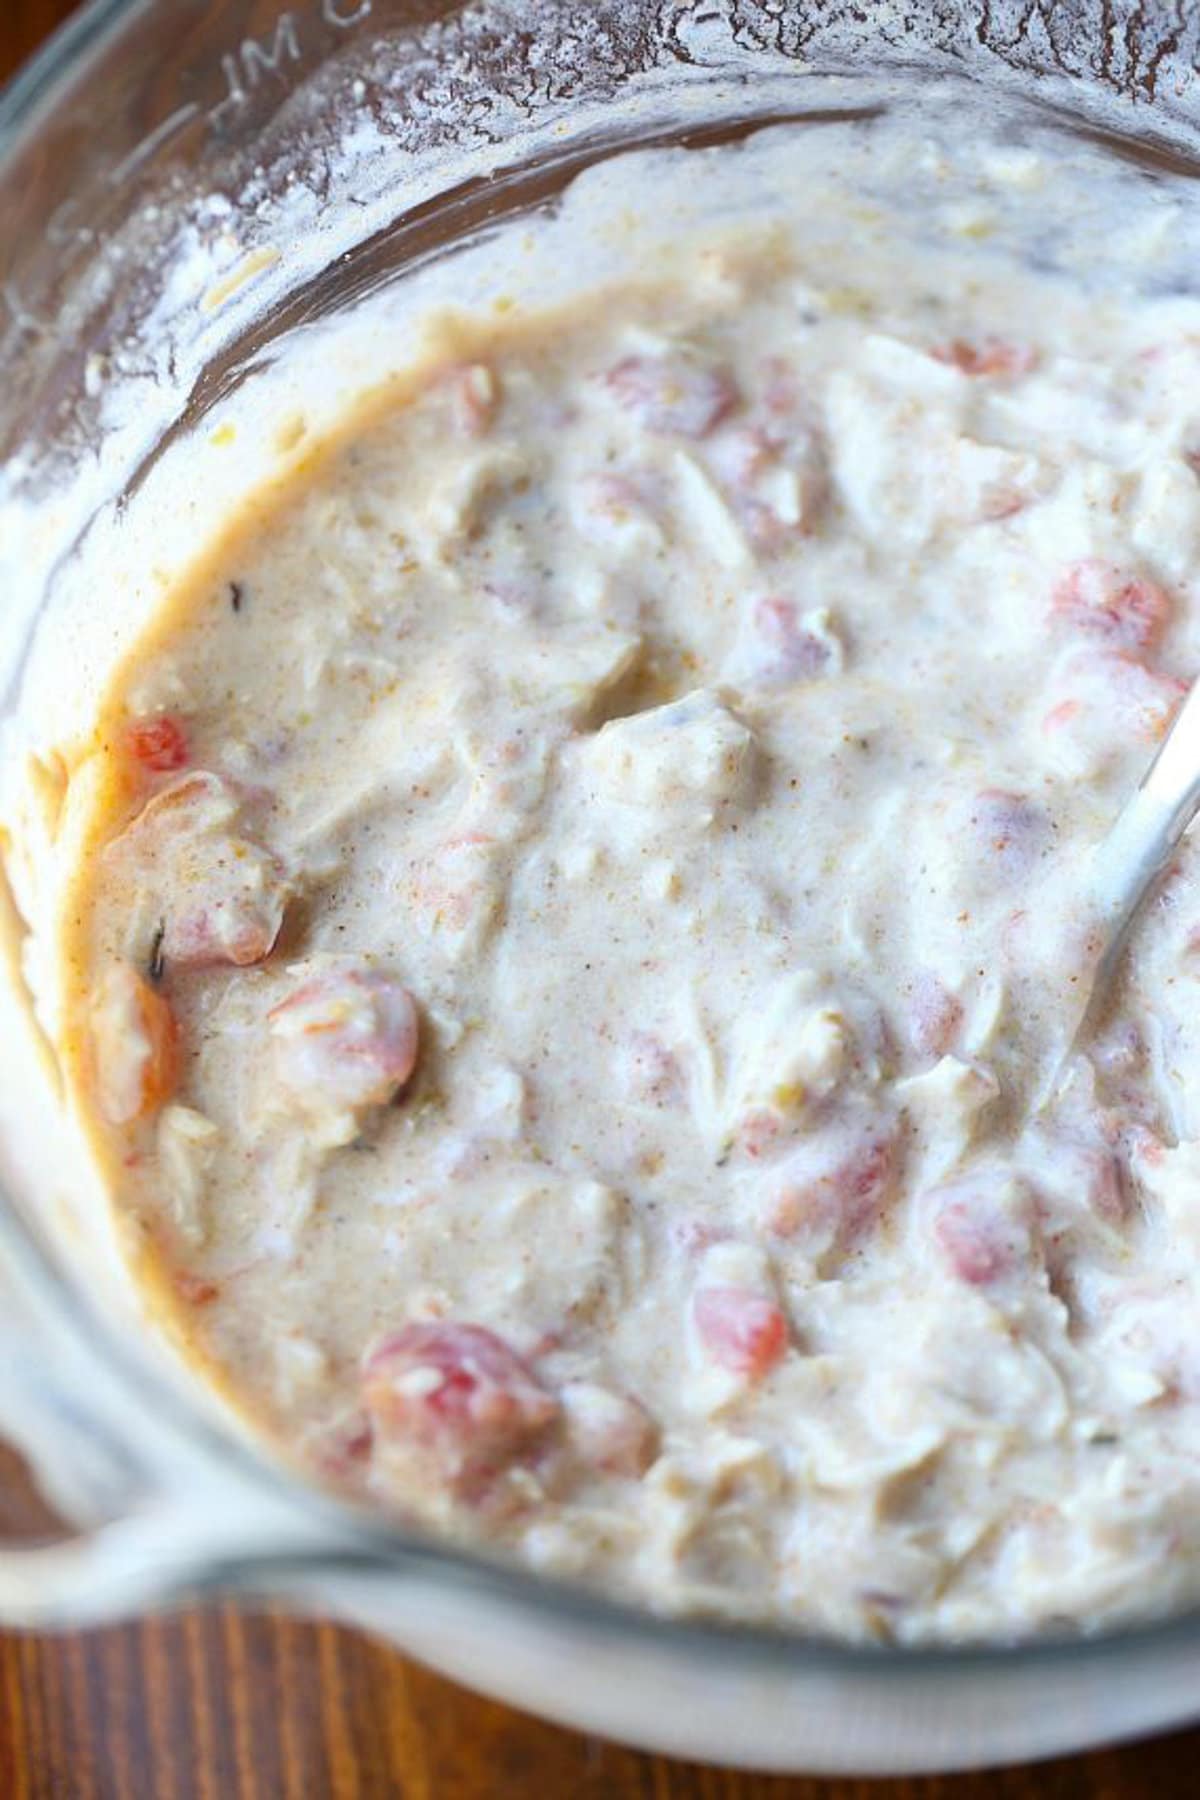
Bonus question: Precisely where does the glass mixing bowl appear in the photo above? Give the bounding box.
[3,0,1200,1773]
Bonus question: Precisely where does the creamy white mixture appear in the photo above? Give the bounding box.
[49,108,1200,1642]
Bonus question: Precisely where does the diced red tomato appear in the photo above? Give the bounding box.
[571,470,664,549]
[1093,653,1184,742]
[1051,560,1171,654]
[311,1411,374,1480]
[174,1271,220,1307]
[980,480,1033,523]
[932,338,1037,378]
[928,1176,1034,1286]
[744,596,838,684]
[1041,1125,1133,1227]
[934,1201,1016,1284]
[767,1129,900,1248]
[1104,653,1188,740]
[737,1108,787,1161]
[604,352,736,438]
[966,789,1049,873]
[1123,1122,1166,1171]
[720,426,777,488]
[707,424,828,552]
[124,714,189,774]
[409,831,499,939]
[907,971,964,1060]
[90,962,180,1127]
[269,963,420,1118]
[1041,698,1082,735]
[120,773,290,970]
[167,903,284,969]
[692,1285,788,1379]
[363,1322,559,1494]
[1042,650,1188,749]
[1082,1148,1130,1225]
[441,362,497,438]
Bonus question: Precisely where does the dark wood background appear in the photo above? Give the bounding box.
[3,3,1200,1794]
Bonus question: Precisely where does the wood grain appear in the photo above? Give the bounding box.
[3,1,73,79]
[3,4,1200,1795]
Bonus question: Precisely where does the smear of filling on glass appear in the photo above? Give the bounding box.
[56,109,1200,1643]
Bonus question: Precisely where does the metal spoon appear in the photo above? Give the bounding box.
[1066,675,1200,1060]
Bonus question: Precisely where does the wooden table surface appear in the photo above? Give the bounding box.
[2,3,1199,1795]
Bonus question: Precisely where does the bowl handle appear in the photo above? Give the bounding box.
[0,1203,381,1628]
[0,1486,349,1629]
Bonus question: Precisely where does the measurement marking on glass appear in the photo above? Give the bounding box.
[211,1,373,125]
[109,104,202,186]
[9,0,378,330]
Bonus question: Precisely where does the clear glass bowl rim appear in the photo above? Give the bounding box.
[1,0,1198,1694]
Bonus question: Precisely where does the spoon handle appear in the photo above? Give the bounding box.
[1086,675,1200,984]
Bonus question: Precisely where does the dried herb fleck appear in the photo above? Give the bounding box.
[229,581,245,614]
[148,921,166,985]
